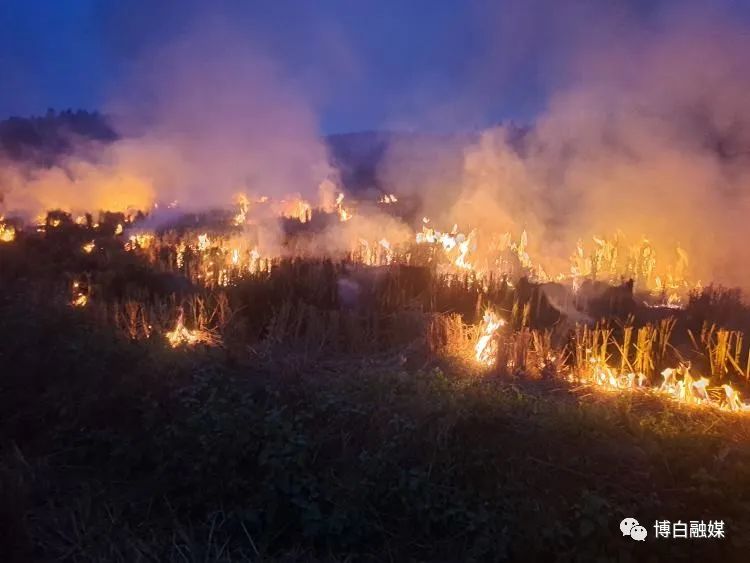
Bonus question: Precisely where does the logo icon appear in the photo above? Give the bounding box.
[620,517,648,541]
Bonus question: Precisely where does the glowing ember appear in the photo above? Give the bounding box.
[71,281,88,307]
[379,194,398,204]
[82,240,96,254]
[197,233,211,251]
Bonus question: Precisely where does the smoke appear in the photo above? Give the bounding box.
[0,136,171,219]
[528,9,750,286]
[1,17,336,223]
[4,1,750,289]
[379,3,750,287]
[106,22,337,210]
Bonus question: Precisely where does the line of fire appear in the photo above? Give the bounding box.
[2,186,748,415]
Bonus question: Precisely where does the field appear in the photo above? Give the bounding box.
[2,212,750,562]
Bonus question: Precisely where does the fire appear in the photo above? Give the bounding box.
[233,194,250,226]
[125,232,154,251]
[355,237,396,266]
[3,185,749,419]
[336,193,353,222]
[722,384,747,412]
[0,219,15,242]
[280,197,312,223]
[71,281,88,307]
[413,221,699,304]
[165,311,216,348]
[197,233,211,251]
[474,309,505,366]
[575,354,750,413]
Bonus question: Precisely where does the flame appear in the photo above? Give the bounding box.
[474,309,505,366]
[573,357,750,413]
[4,185,749,417]
[71,281,88,307]
[0,219,16,242]
[124,232,154,251]
[279,197,312,223]
[233,194,250,226]
[722,384,747,411]
[165,311,215,348]
[197,233,211,251]
[413,222,698,303]
[336,193,353,222]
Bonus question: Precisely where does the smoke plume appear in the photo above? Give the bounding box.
[379,4,750,287]
[1,18,336,222]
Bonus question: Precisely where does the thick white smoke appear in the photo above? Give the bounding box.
[379,6,750,287]
[1,19,337,221]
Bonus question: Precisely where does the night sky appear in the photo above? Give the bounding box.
[2,0,749,134]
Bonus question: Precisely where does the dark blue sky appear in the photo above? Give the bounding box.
[2,0,748,134]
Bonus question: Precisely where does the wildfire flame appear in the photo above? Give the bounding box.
[233,194,250,226]
[336,193,353,222]
[576,358,750,413]
[474,309,505,366]
[280,198,312,223]
[71,281,88,307]
[0,219,15,242]
[165,310,216,348]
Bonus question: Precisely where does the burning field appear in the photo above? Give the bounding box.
[3,2,750,560]
[3,177,750,559]
[3,185,749,416]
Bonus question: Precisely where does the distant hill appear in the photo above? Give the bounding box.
[0,112,527,193]
[0,110,117,166]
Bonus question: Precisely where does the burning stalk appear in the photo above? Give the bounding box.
[336,193,353,222]
[0,219,15,242]
[164,308,219,348]
[474,309,505,366]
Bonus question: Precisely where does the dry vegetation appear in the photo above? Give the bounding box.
[2,215,750,562]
